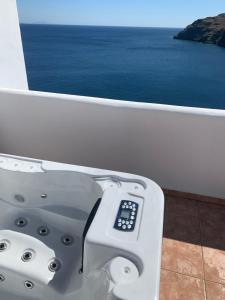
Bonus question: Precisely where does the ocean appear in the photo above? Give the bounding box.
[20,24,225,109]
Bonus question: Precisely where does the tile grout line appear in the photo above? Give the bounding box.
[161,267,225,286]
[196,201,207,300]
[205,278,225,286]
[161,267,204,281]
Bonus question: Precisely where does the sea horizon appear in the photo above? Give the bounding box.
[20,23,183,30]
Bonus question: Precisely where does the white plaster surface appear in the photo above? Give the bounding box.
[0,0,28,89]
[0,88,224,199]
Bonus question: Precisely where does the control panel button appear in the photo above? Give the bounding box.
[114,200,139,232]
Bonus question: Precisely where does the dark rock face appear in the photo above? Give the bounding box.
[174,13,225,47]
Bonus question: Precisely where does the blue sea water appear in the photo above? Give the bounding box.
[20,24,225,109]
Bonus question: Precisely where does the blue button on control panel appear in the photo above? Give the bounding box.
[114,200,139,232]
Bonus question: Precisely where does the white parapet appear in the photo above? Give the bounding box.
[0,89,225,199]
[0,0,28,90]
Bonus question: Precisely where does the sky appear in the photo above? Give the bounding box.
[17,0,225,28]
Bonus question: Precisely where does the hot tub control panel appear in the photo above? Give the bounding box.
[114,200,139,232]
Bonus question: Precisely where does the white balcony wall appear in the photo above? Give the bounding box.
[0,88,225,199]
[0,0,28,89]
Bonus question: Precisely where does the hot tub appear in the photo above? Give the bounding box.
[0,154,164,300]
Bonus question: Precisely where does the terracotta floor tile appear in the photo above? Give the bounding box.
[162,197,203,278]
[198,202,225,283]
[160,269,205,300]
[160,194,225,299]
[205,281,225,300]
[202,247,225,284]
[162,238,203,278]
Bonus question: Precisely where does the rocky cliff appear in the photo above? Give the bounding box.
[174,13,225,47]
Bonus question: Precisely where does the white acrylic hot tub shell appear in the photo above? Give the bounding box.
[0,154,164,300]
[43,156,164,300]
[85,180,164,300]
